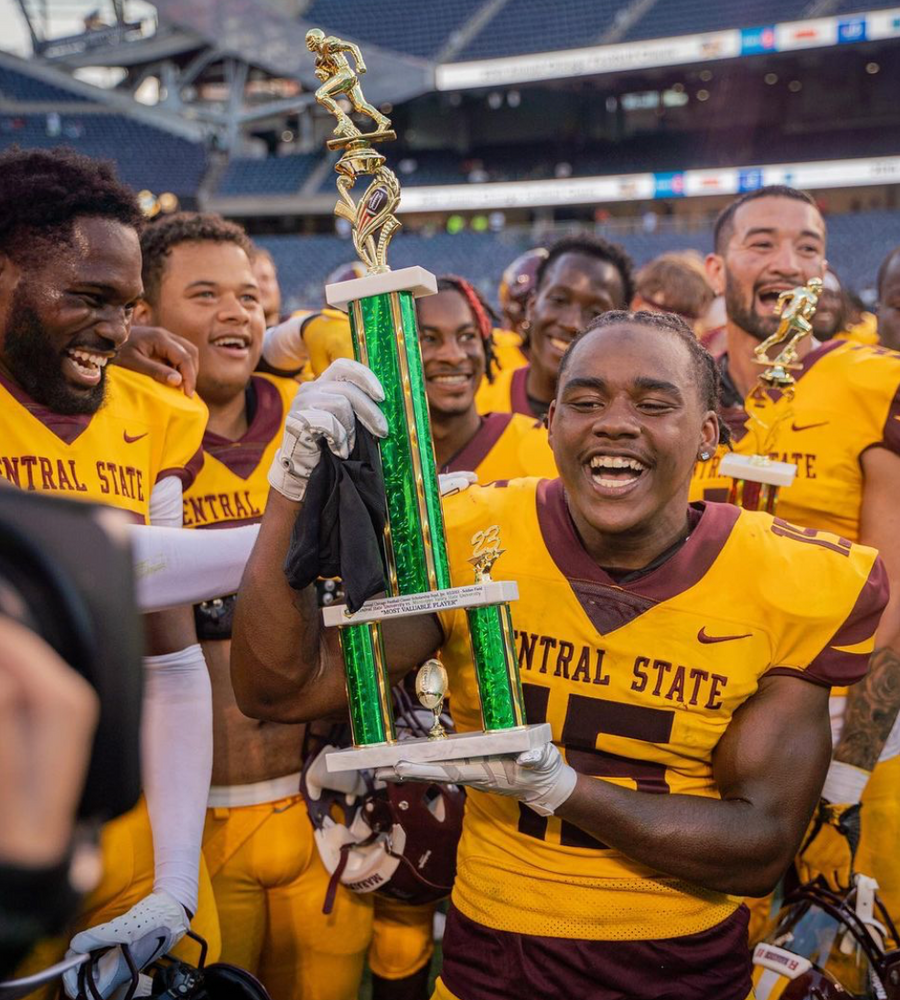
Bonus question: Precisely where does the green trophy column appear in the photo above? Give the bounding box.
[349,290,450,596]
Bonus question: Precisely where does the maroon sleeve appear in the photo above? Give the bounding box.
[786,556,888,687]
[155,446,205,490]
[881,383,900,456]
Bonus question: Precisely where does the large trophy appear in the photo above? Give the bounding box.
[718,277,823,513]
[305,29,551,772]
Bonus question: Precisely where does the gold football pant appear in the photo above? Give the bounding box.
[369,896,435,979]
[202,792,373,1000]
[14,798,220,999]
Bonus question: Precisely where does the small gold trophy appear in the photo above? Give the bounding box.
[719,277,823,512]
[415,660,449,740]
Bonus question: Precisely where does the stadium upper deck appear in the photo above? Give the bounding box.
[304,0,900,62]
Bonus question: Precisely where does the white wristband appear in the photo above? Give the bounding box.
[821,759,870,805]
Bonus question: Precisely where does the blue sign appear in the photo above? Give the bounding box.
[654,172,685,198]
[740,25,777,55]
[738,168,764,193]
[838,17,867,43]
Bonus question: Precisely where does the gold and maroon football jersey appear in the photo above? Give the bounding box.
[440,413,556,483]
[691,340,900,540]
[0,366,206,522]
[437,478,885,942]
[183,373,298,529]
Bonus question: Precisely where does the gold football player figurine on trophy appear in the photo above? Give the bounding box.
[305,29,394,143]
[753,276,824,390]
[305,29,401,272]
[719,277,824,512]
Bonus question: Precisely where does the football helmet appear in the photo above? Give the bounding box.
[67,933,271,1000]
[301,687,465,909]
[752,876,900,999]
[497,248,548,329]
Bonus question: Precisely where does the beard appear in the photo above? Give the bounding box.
[723,270,781,344]
[3,286,109,415]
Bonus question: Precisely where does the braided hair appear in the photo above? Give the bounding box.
[558,309,731,445]
[436,275,500,382]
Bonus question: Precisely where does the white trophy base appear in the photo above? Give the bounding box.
[325,266,437,311]
[719,452,797,487]
[324,722,553,772]
[322,581,519,627]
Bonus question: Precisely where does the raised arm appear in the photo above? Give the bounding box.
[231,360,442,723]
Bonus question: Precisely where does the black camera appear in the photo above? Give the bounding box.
[0,487,142,823]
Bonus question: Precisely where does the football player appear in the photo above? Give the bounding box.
[475,235,633,419]
[263,275,556,484]
[810,268,849,341]
[231,309,885,1000]
[133,212,373,1000]
[420,276,556,482]
[695,185,900,923]
[877,245,900,351]
[0,148,216,998]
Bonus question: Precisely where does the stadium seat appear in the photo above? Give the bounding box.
[217,154,320,196]
[304,0,484,59]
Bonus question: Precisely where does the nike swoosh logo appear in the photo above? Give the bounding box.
[698,627,752,644]
[123,430,148,444]
[790,421,829,432]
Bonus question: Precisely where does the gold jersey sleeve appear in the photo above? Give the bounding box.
[184,373,297,529]
[436,479,886,941]
[0,366,207,523]
[442,413,556,483]
[490,327,529,375]
[691,340,900,539]
[296,307,355,378]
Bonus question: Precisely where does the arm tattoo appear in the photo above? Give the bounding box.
[834,646,900,771]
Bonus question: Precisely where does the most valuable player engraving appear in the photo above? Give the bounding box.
[307,27,400,273]
[720,277,824,513]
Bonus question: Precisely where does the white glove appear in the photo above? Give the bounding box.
[438,471,477,496]
[63,891,190,997]
[305,745,370,802]
[377,742,577,817]
[268,358,388,502]
[62,891,189,998]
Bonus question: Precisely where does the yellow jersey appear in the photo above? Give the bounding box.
[440,413,556,483]
[691,340,900,540]
[0,367,206,523]
[438,479,885,942]
[836,311,879,346]
[491,327,529,376]
[184,373,298,529]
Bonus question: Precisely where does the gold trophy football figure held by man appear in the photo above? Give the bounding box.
[719,276,824,511]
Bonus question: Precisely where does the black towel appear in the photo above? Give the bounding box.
[284,424,387,613]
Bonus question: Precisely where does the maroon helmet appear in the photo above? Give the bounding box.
[300,690,465,909]
[497,247,548,331]
[752,877,900,999]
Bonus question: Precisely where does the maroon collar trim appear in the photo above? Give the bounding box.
[535,478,740,602]
[0,369,93,444]
[442,413,513,474]
[201,376,285,479]
[510,365,532,416]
